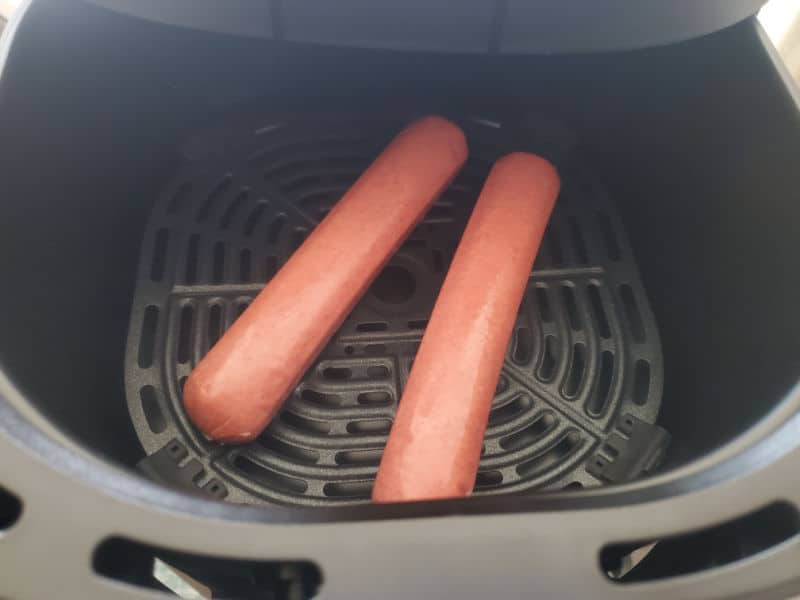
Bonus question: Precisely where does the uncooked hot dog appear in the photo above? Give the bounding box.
[184,116,468,443]
[372,153,560,502]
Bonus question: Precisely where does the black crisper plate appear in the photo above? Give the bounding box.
[125,113,668,506]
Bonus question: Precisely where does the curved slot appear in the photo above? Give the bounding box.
[633,360,651,406]
[207,304,223,349]
[301,389,342,407]
[588,283,611,339]
[588,351,614,417]
[537,335,559,382]
[185,234,199,284]
[366,365,390,378]
[262,149,366,174]
[511,327,533,365]
[284,173,354,196]
[357,391,392,406]
[212,241,226,283]
[195,175,233,223]
[267,214,286,244]
[291,229,307,252]
[176,305,194,364]
[500,412,556,451]
[137,306,159,369]
[139,386,166,434]
[356,322,388,333]
[239,249,252,282]
[536,286,552,323]
[562,343,586,398]
[280,412,331,435]
[236,302,249,318]
[346,419,393,435]
[600,502,800,583]
[243,203,265,236]
[150,228,169,281]
[300,190,335,210]
[323,481,373,498]
[322,367,352,381]
[263,255,278,281]
[335,449,383,466]
[260,436,320,464]
[568,216,589,264]
[516,431,580,478]
[233,455,307,494]
[596,211,621,261]
[166,182,191,214]
[474,471,503,488]
[489,394,534,426]
[219,189,248,229]
[620,284,646,342]
[562,285,582,330]
[93,537,322,599]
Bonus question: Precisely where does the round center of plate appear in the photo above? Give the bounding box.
[370,265,416,304]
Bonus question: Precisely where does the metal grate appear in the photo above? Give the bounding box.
[125,114,667,506]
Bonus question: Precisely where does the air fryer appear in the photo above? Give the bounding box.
[0,1,798,599]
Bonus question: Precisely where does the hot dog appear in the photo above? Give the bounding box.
[372,153,560,502]
[184,116,468,443]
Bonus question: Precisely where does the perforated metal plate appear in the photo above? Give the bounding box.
[125,114,666,506]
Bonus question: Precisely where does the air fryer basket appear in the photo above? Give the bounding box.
[1,2,799,599]
[125,113,667,505]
